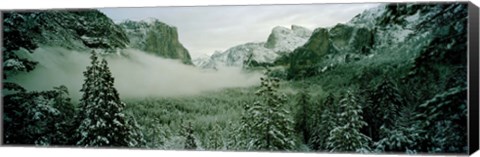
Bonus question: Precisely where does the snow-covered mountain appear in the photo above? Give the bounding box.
[195,25,312,69]
[2,10,130,53]
[287,3,468,79]
[118,19,193,65]
[265,25,313,53]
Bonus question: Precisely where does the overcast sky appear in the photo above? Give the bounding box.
[99,3,380,59]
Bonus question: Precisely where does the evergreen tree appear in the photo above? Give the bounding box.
[308,94,337,150]
[76,51,144,147]
[294,89,311,144]
[142,118,170,149]
[237,102,256,150]
[373,105,423,153]
[372,77,403,128]
[364,77,403,141]
[326,90,371,152]
[207,123,224,150]
[3,85,75,145]
[225,119,242,150]
[2,12,41,79]
[182,122,197,150]
[414,86,467,153]
[239,70,296,151]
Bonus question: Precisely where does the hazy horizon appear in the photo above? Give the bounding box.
[99,3,380,59]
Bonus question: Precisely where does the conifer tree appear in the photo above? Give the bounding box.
[414,86,467,153]
[3,85,75,145]
[182,122,197,150]
[294,89,311,144]
[225,120,240,150]
[237,102,256,150]
[372,77,403,128]
[239,69,296,151]
[76,51,144,147]
[327,90,371,152]
[309,94,337,150]
[363,77,403,142]
[207,123,224,150]
[373,105,423,153]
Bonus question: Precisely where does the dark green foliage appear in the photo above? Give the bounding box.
[362,77,403,141]
[414,86,467,153]
[373,105,424,153]
[403,3,467,99]
[3,85,76,145]
[2,12,40,79]
[294,89,311,144]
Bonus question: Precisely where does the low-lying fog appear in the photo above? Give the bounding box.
[8,47,262,100]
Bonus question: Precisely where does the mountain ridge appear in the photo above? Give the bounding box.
[118,19,193,65]
[194,25,313,69]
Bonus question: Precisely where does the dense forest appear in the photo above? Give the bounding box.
[1,2,469,154]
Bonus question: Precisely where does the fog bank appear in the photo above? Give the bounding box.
[8,47,262,100]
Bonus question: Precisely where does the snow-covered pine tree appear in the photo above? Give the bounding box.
[76,51,145,147]
[413,86,467,153]
[372,77,403,128]
[239,69,296,151]
[3,85,76,145]
[326,90,371,153]
[225,119,242,150]
[182,122,197,150]
[2,12,40,79]
[308,93,337,150]
[294,89,311,144]
[237,102,256,150]
[364,77,403,142]
[373,105,423,153]
[142,117,170,149]
[206,123,224,150]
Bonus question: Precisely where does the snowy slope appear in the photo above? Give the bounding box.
[195,25,312,69]
[348,4,387,28]
[265,25,313,53]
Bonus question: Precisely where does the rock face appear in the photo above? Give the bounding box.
[214,42,279,68]
[293,24,374,61]
[3,10,130,52]
[287,3,468,80]
[265,25,313,53]
[329,24,374,54]
[119,20,193,65]
[287,23,374,78]
[301,28,332,58]
[195,25,312,69]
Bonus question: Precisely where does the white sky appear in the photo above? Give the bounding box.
[99,3,380,59]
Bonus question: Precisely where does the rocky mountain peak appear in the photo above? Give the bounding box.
[195,25,313,69]
[265,25,312,53]
[2,10,130,52]
[119,19,193,65]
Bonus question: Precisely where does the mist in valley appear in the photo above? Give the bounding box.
[7,47,263,101]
